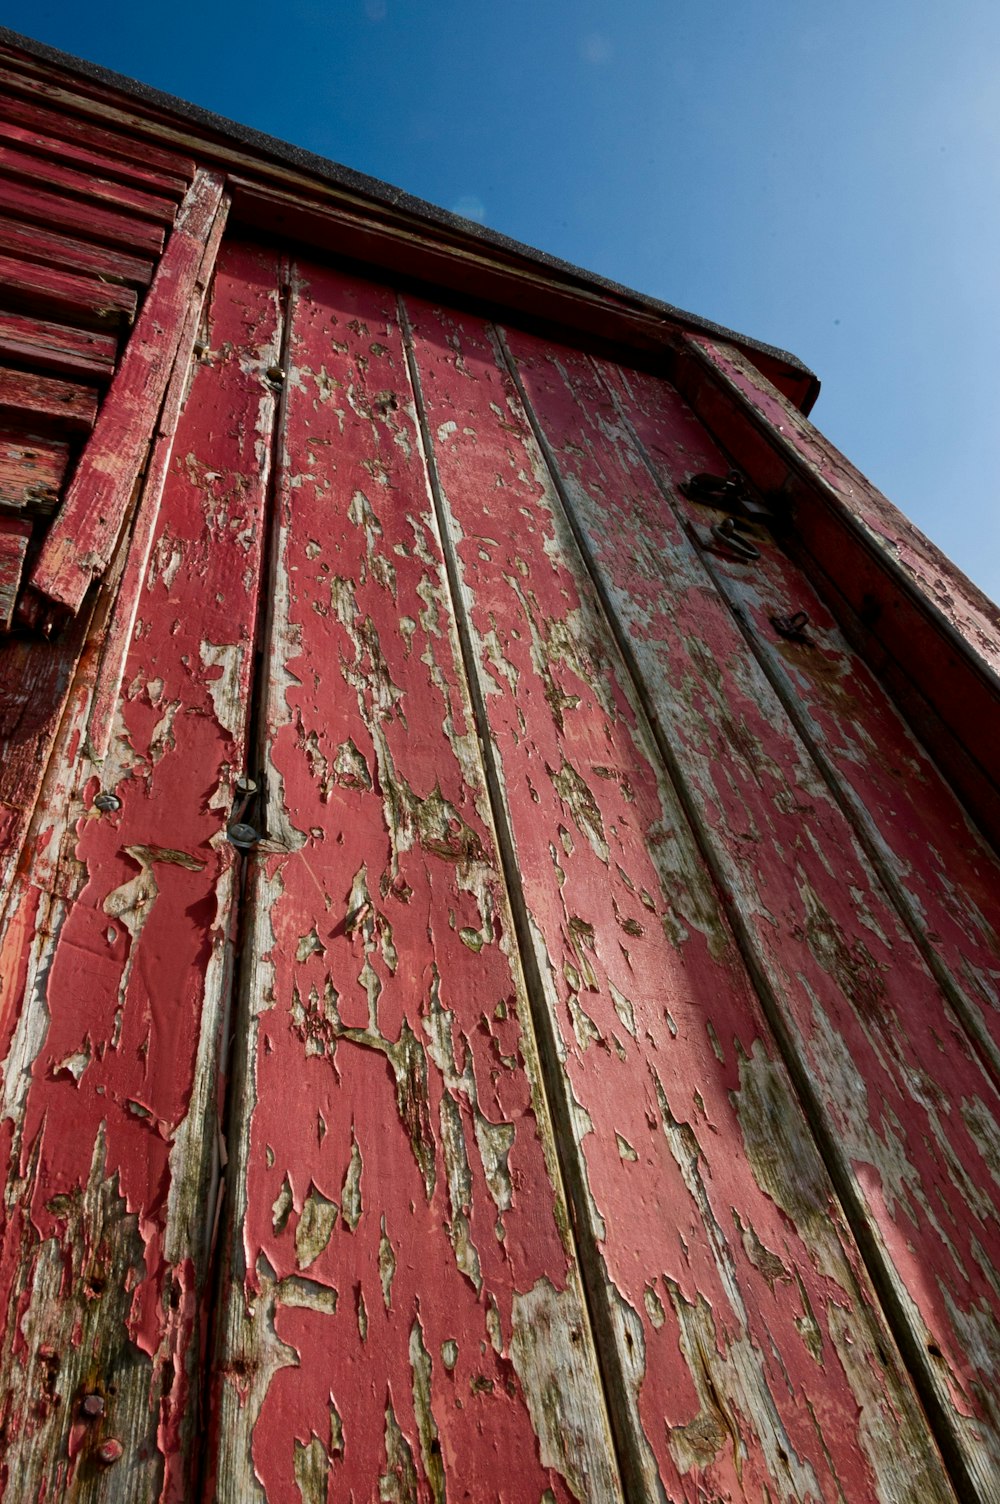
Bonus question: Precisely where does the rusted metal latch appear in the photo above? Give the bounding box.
[227,774,261,850]
[709,515,760,562]
[681,469,776,523]
[770,610,811,643]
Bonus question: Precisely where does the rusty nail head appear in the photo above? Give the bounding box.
[235,775,258,796]
[80,1392,105,1419]
[97,1439,123,1465]
[227,822,260,850]
[265,364,286,385]
[94,792,122,813]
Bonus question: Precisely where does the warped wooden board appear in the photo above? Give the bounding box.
[207,261,621,1504]
[0,86,197,180]
[402,298,956,1503]
[0,214,155,286]
[0,428,69,512]
[0,176,166,256]
[0,517,31,629]
[0,308,117,381]
[0,117,189,198]
[603,361,1000,1085]
[0,239,281,1500]
[0,366,98,432]
[500,328,1000,1500]
[0,249,137,327]
[0,142,177,226]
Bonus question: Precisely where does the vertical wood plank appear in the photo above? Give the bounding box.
[207,262,621,1503]
[501,326,1000,1500]
[0,240,281,1500]
[403,299,956,1502]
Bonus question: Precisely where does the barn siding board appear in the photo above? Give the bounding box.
[0,238,279,1499]
[0,28,996,1504]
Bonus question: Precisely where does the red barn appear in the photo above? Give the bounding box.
[0,26,998,1503]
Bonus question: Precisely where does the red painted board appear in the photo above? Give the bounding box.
[0,117,189,199]
[0,214,155,287]
[0,516,31,629]
[27,170,226,621]
[207,261,621,1504]
[0,85,197,180]
[0,308,117,381]
[0,427,69,512]
[0,142,178,226]
[502,328,1000,1499]
[403,299,955,1502]
[0,249,137,328]
[606,360,1000,1088]
[0,176,166,256]
[0,239,282,1500]
[0,367,99,432]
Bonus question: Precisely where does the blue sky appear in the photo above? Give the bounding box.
[6,2,999,603]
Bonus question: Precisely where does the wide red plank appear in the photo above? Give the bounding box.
[0,69,198,179]
[0,516,31,629]
[0,117,189,199]
[502,328,1000,1499]
[0,427,69,512]
[0,308,117,381]
[611,361,1000,1088]
[0,142,177,226]
[403,300,955,1502]
[27,170,227,622]
[0,214,155,287]
[0,249,137,328]
[0,366,98,432]
[207,261,621,1503]
[0,240,282,1499]
[0,176,165,256]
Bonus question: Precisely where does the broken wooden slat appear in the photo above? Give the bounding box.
[0,141,178,226]
[502,329,1000,1500]
[86,191,231,759]
[0,367,98,432]
[0,116,189,198]
[0,238,281,1498]
[0,250,137,328]
[0,428,69,513]
[0,176,166,255]
[27,169,227,621]
[0,213,155,286]
[0,70,198,179]
[0,309,117,381]
[207,259,622,1504]
[0,515,31,628]
[403,298,958,1503]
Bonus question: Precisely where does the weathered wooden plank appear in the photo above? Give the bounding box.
[673,334,1000,848]
[0,309,117,381]
[500,327,1000,1500]
[0,238,282,1499]
[26,170,226,623]
[0,176,166,256]
[0,86,197,180]
[608,362,1000,1088]
[403,298,957,1502]
[207,260,622,1504]
[0,250,137,328]
[0,515,31,629]
[0,214,155,287]
[0,117,189,198]
[0,142,177,226]
[0,367,98,432]
[0,428,69,513]
[86,191,231,760]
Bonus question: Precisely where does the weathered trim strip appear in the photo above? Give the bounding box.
[25,168,225,623]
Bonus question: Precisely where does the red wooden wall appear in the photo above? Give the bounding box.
[0,33,998,1504]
